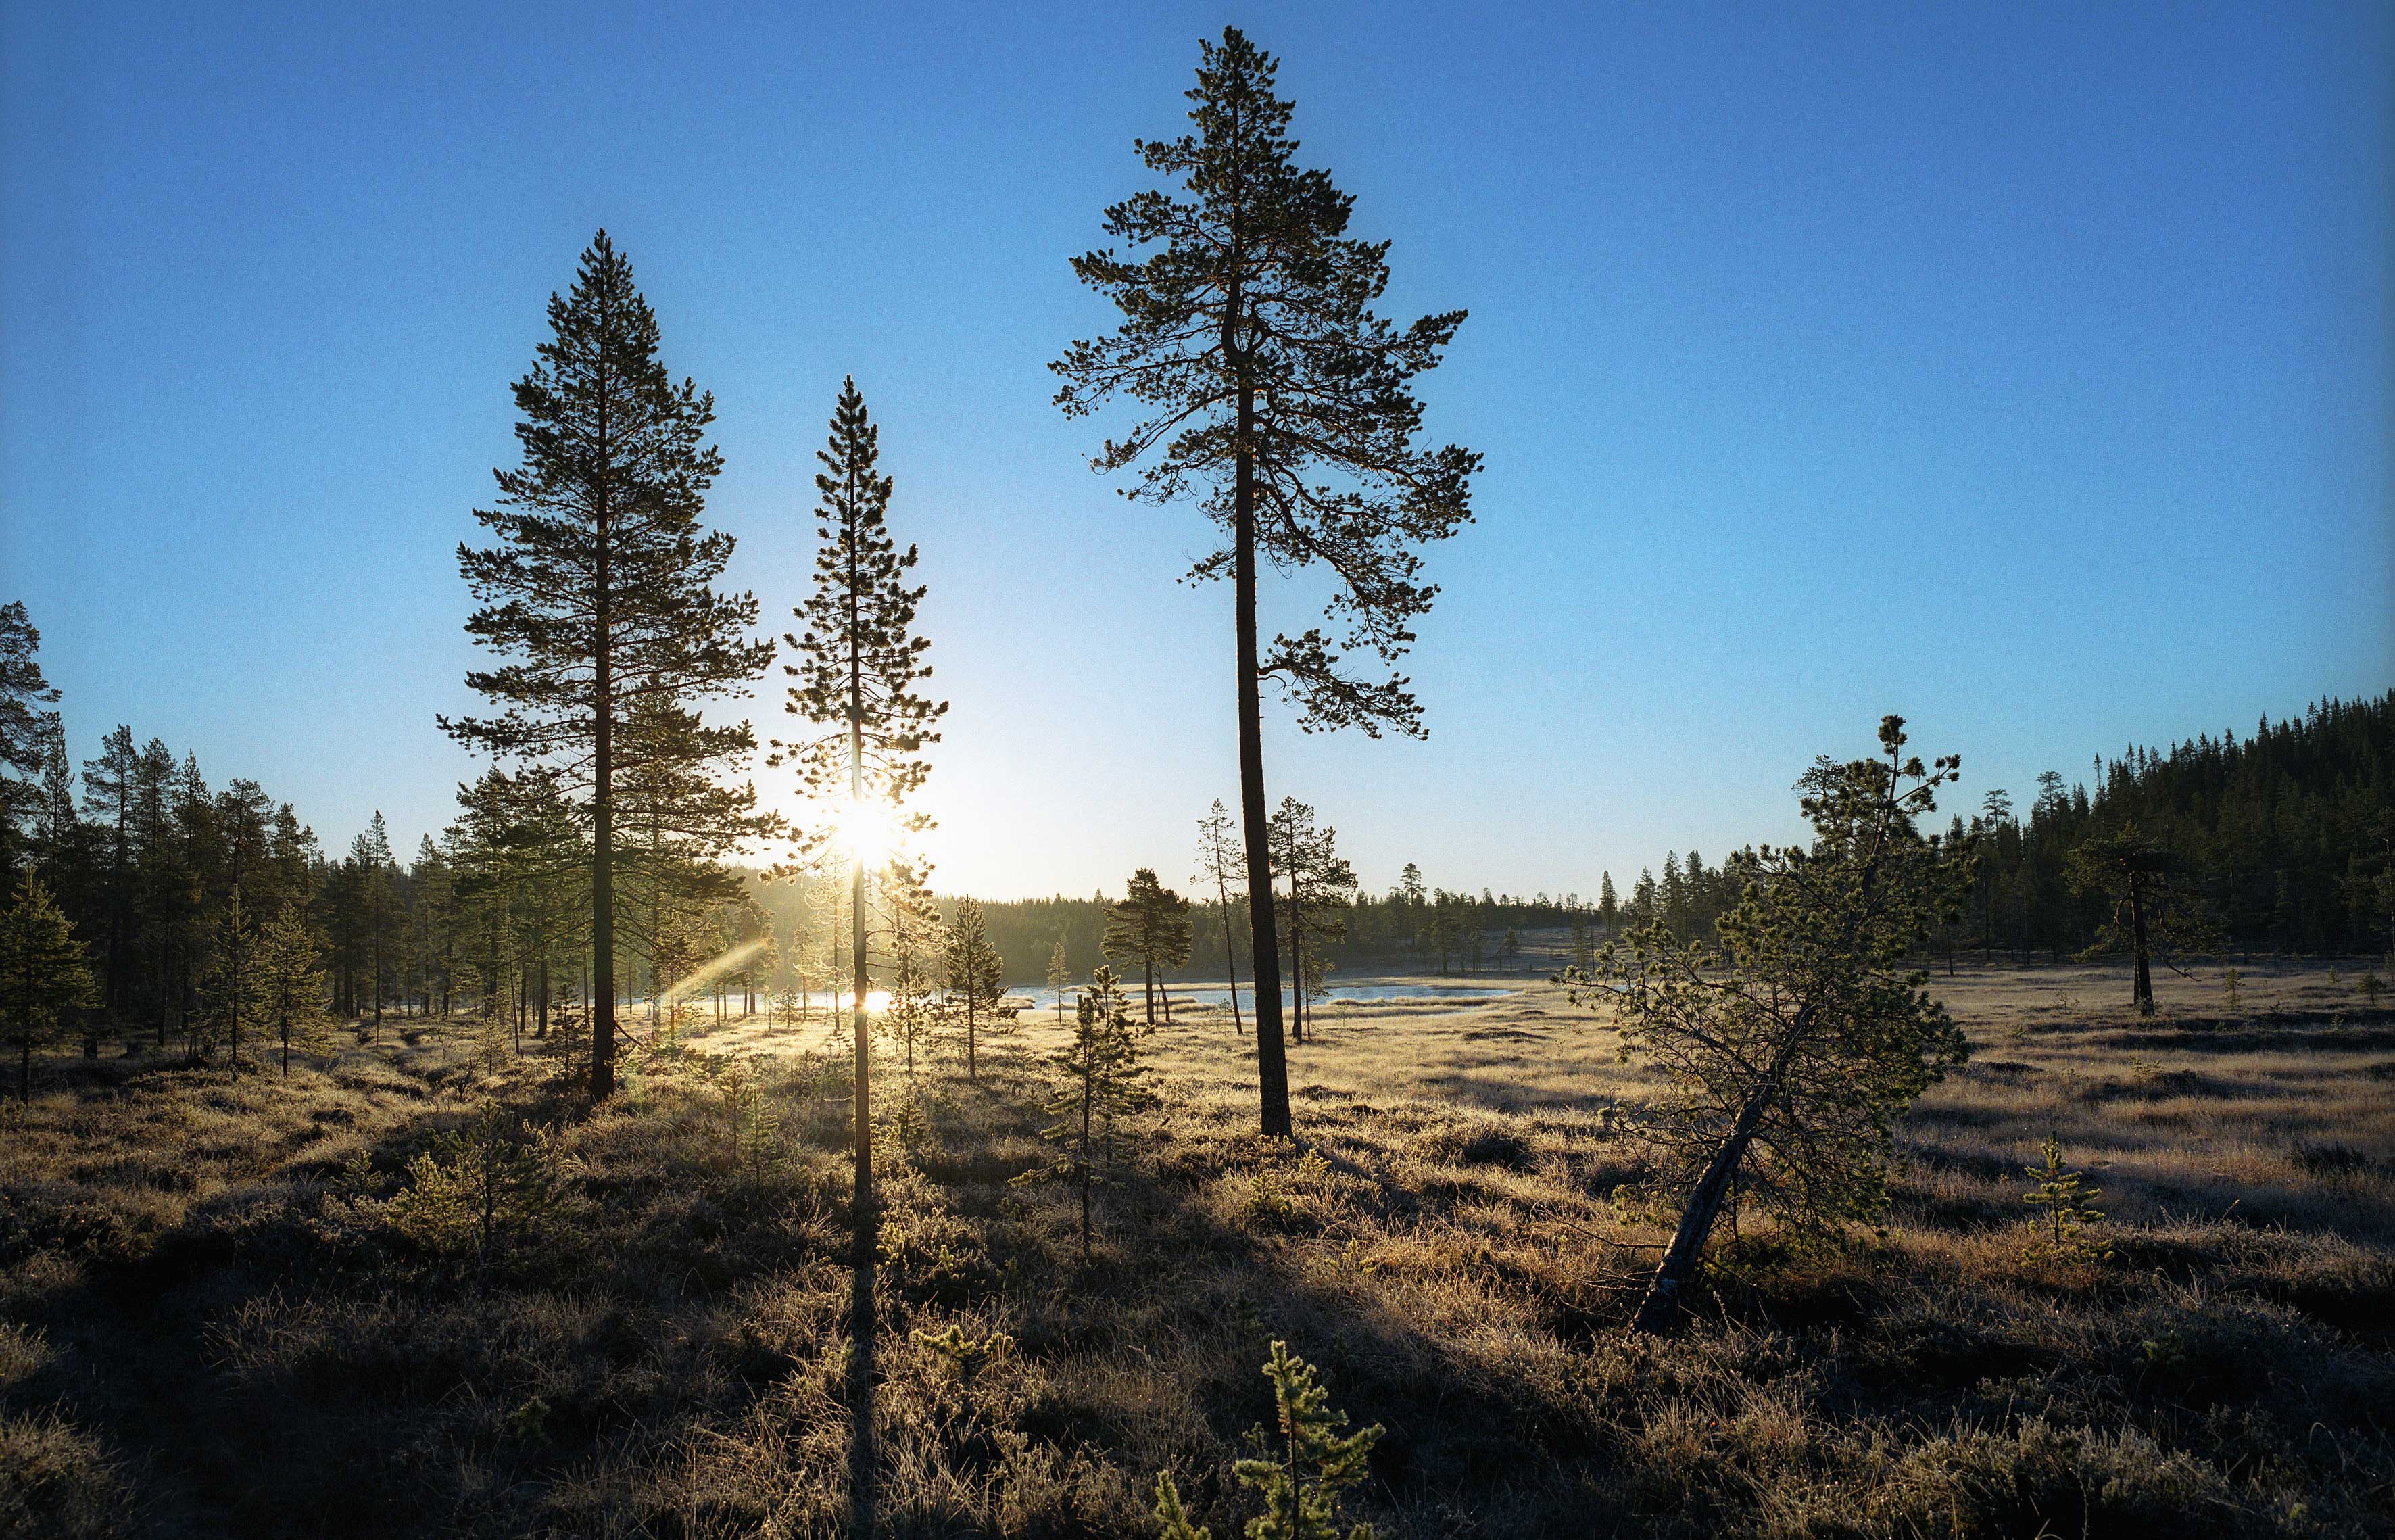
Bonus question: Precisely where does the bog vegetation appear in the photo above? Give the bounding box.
[1,26,2391,1540]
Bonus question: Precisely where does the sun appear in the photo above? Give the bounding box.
[840,798,897,867]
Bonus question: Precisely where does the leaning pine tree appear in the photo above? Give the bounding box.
[442,231,771,1099]
[1055,28,1478,1136]
[775,382,946,1535]
[1578,717,1974,1335]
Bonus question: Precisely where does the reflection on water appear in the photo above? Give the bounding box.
[798,990,894,1014]
[1002,982,1516,1009]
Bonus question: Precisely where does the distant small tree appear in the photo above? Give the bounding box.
[2068,825,2210,1016]
[0,875,95,1101]
[1268,799,1354,1042]
[199,886,262,1070]
[256,900,331,1078]
[1498,927,1521,969]
[1582,717,1973,1335]
[942,897,1008,1080]
[1104,868,1193,1026]
[1020,966,1154,1260]
[1194,800,1248,1035]
[2219,968,2243,1015]
[1046,936,1070,1025]
[881,893,946,1080]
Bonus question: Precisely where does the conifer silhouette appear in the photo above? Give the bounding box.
[1,875,95,1102]
[774,376,946,1327]
[1103,867,1193,1026]
[1194,800,1248,1034]
[442,232,770,1099]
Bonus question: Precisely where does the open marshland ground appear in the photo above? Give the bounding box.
[3,961,2392,1538]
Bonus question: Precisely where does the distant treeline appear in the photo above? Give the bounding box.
[8,650,2386,1044]
[1950,692,2392,962]
[945,693,2395,984]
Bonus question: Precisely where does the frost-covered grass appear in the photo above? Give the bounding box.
[2,963,2390,1537]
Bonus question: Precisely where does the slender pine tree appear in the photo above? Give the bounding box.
[775,379,946,1531]
[255,900,329,1078]
[942,896,1007,1080]
[1194,800,1248,1034]
[1055,30,1478,1135]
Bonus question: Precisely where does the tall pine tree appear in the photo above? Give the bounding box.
[442,231,771,1098]
[1055,29,1478,1135]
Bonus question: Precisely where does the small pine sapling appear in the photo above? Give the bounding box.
[552,996,591,1088]
[2361,971,2386,1009]
[1018,966,1155,1260]
[385,1099,566,1258]
[1155,1339,1382,1540]
[2219,968,2242,1015]
[715,1052,783,1174]
[910,1322,1015,1382]
[2022,1132,2108,1262]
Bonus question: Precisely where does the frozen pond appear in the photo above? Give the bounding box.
[1005,981,1517,1009]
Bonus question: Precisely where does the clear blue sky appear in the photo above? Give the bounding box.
[4,2,2388,901]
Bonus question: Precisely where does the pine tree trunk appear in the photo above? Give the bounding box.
[589,331,619,1099]
[1630,1011,1811,1336]
[593,685,616,1094]
[848,448,875,1272]
[1235,356,1292,1138]
[2129,877,2154,1014]
[1219,890,1244,1036]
